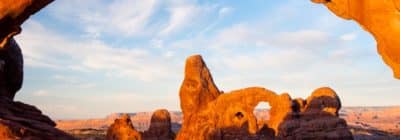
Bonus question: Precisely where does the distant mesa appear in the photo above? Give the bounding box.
[312,0,400,79]
[176,55,353,140]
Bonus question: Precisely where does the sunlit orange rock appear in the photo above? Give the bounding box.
[177,55,353,140]
[0,0,53,48]
[179,55,221,122]
[106,114,142,140]
[142,109,175,140]
[311,0,400,79]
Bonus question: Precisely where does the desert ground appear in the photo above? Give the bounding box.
[56,107,400,140]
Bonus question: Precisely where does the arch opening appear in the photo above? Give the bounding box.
[253,102,271,127]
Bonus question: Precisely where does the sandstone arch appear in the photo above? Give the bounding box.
[177,55,353,140]
[177,55,294,139]
[312,0,400,79]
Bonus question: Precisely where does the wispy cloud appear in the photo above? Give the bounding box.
[17,20,179,81]
[48,0,160,37]
[160,0,202,35]
[33,90,49,97]
[340,32,357,41]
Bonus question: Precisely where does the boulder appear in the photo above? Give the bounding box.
[0,38,23,100]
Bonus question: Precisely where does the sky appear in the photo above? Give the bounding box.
[14,0,400,119]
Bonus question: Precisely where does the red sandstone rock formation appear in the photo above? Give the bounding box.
[278,87,353,140]
[311,0,400,79]
[179,55,221,123]
[142,109,175,140]
[177,55,353,140]
[0,1,76,139]
[0,0,53,48]
[106,114,142,140]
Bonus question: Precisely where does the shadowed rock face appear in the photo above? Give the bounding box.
[142,109,175,140]
[311,0,400,79]
[0,38,22,100]
[0,1,76,139]
[177,55,353,140]
[278,87,353,140]
[106,114,142,140]
[0,98,76,140]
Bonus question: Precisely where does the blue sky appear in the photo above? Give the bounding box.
[14,0,400,119]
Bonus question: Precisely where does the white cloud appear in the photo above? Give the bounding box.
[33,90,49,97]
[159,0,204,35]
[53,75,79,84]
[213,24,253,47]
[48,0,219,38]
[174,23,334,49]
[340,32,357,41]
[17,20,178,82]
[151,39,164,48]
[218,6,233,17]
[106,0,158,36]
[164,51,175,58]
[269,30,331,47]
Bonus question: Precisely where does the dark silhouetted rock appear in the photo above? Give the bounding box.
[0,38,23,100]
[0,98,76,140]
[142,109,175,140]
